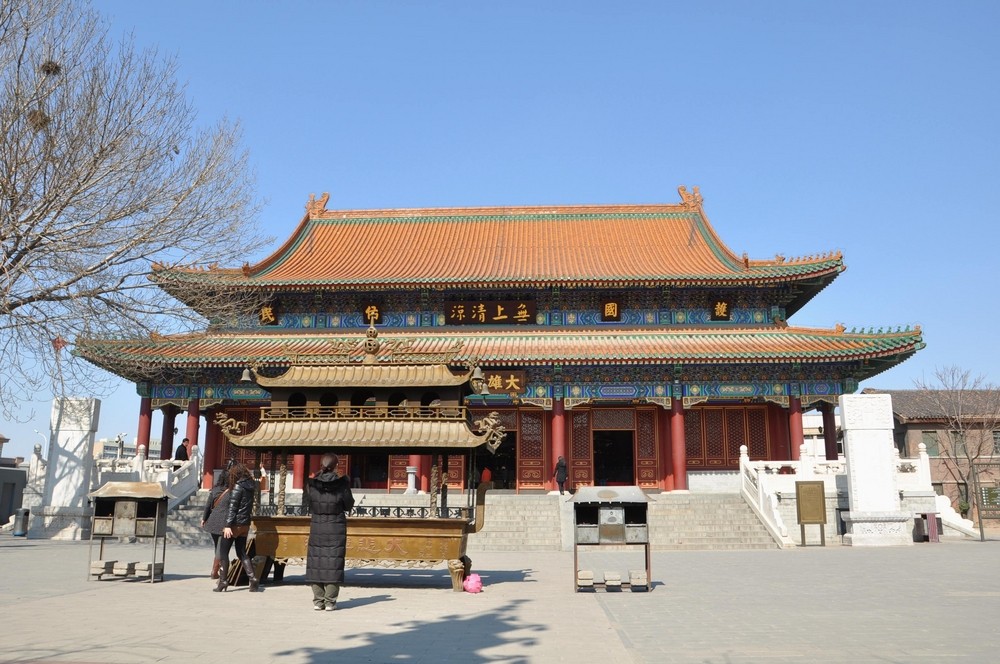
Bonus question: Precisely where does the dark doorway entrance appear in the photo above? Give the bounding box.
[351,452,389,489]
[593,430,635,486]
[474,433,517,490]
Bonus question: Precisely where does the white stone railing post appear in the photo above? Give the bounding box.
[191,445,203,488]
[798,443,813,476]
[917,442,932,488]
[134,445,147,482]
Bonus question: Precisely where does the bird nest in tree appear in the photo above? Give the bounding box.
[26,109,50,131]
[40,60,61,75]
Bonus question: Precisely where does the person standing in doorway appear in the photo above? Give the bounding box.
[553,456,568,495]
[305,453,355,611]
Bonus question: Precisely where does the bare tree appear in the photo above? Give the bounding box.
[0,0,269,419]
[912,366,1000,516]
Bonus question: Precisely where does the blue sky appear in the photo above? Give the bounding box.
[4,1,999,459]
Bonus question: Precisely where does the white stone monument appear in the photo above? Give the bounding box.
[839,393,912,546]
[28,398,101,540]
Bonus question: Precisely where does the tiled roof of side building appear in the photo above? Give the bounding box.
[150,187,845,291]
[861,388,1000,420]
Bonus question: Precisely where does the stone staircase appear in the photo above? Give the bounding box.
[166,490,779,551]
[167,490,214,547]
[467,493,564,552]
[648,493,778,550]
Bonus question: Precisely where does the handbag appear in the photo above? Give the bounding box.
[230,524,250,537]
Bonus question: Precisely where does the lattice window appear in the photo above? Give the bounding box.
[495,409,519,431]
[637,410,656,459]
[592,408,636,430]
[517,410,545,489]
[520,411,543,459]
[571,411,592,484]
[747,407,768,459]
[572,411,591,459]
[704,409,725,464]
[725,408,745,463]
[685,411,703,464]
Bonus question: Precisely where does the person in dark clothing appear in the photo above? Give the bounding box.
[174,438,189,462]
[201,481,231,579]
[305,453,355,611]
[553,456,568,495]
[215,462,259,592]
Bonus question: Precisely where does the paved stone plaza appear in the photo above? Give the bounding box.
[2,533,999,663]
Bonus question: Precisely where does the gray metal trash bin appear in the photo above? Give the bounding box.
[12,507,29,536]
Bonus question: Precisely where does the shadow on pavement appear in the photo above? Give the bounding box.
[273,599,541,664]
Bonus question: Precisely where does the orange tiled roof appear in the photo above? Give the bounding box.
[76,325,923,381]
[219,418,489,451]
[251,364,471,388]
[152,187,844,290]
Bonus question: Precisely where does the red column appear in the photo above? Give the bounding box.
[202,407,219,489]
[308,455,323,476]
[550,400,566,491]
[670,397,688,491]
[419,455,430,493]
[159,406,177,460]
[185,398,201,454]
[136,397,152,455]
[660,405,674,491]
[408,454,422,491]
[821,402,839,460]
[292,454,306,489]
[789,396,804,461]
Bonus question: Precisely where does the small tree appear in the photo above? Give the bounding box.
[0,0,269,419]
[912,366,1000,516]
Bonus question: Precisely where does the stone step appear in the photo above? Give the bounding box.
[168,490,779,551]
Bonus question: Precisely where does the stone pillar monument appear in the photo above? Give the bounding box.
[29,398,101,540]
[839,393,912,546]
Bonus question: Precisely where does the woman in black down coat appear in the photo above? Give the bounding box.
[215,462,260,593]
[306,453,355,611]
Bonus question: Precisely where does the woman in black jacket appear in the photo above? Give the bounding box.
[201,480,231,580]
[215,462,260,592]
[305,454,355,611]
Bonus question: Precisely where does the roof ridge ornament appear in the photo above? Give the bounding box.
[677,185,703,209]
[306,192,331,217]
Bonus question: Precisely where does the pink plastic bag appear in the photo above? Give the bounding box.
[463,573,483,593]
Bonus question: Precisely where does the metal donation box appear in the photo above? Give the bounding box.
[572,486,651,592]
[87,482,173,583]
